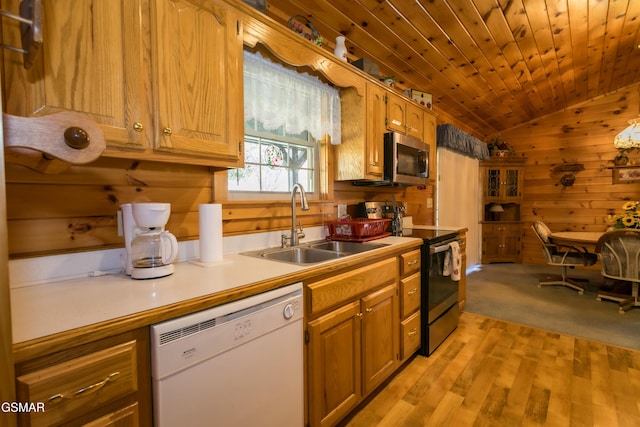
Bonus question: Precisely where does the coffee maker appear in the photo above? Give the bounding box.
[121,203,178,279]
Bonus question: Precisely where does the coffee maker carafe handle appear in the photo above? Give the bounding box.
[160,231,179,264]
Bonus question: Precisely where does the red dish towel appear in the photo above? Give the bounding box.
[443,241,461,281]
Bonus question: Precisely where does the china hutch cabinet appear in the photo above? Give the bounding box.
[480,157,526,263]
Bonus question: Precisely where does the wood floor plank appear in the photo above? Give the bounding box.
[342,312,640,427]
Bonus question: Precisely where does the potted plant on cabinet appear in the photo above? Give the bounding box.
[487,135,515,157]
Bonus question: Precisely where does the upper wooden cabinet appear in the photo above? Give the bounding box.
[2,0,150,151]
[365,83,386,178]
[334,80,385,181]
[152,0,243,164]
[481,158,525,202]
[2,0,244,167]
[386,92,424,141]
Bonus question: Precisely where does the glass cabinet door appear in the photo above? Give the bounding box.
[504,169,520,197]
[486,168,501,197]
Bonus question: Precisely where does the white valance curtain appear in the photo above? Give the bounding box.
[243,50,341,144]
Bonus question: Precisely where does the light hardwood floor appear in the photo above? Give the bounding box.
[342,312,640,427]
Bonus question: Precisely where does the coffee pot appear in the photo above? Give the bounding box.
[121,203,178,279]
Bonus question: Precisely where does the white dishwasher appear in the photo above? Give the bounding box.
[151,282,303,427]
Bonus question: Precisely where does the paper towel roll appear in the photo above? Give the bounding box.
[199,204,223,263]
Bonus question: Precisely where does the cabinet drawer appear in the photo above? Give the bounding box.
[307,257,397,316]
[16,341,138,427]
[400,311,421,359]
[483,223,519,234]
[400,249,421,276]
[400,272,421,318]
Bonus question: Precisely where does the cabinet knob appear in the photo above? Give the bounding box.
[133,122,144,132]
[163,127,173,136]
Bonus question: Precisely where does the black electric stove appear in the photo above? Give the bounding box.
[402,228,459,244]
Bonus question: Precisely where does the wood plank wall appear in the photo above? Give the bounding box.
[498,82,640,266]
[5,154,431,258]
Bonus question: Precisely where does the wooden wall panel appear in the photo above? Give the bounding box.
[498,83,640,266]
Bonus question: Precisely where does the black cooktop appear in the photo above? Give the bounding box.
[402,228,459,244]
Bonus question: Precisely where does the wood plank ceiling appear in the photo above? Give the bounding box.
[263,0,640,139]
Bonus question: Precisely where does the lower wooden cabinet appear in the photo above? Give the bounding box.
[482,222,522,263]
[306,249,422,427]
[14,328,151,427]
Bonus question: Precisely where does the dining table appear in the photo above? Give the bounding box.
[549,231,606,246]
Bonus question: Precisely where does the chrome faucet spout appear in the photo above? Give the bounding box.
[283,183,310,247]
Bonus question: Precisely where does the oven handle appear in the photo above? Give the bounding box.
[429,238,461,254]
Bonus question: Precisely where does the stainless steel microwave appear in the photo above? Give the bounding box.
[383,132,429,185]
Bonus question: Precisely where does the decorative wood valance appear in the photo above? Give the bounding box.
[436,124,490,160]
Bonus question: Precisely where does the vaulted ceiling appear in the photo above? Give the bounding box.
[264,0,640,139]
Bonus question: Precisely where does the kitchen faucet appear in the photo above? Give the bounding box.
[282,183,310,247]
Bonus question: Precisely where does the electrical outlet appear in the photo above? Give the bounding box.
[426,198,433,209]
[337,204,347,218]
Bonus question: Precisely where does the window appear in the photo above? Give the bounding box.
[228,122,317,194]
[228,50,340,198]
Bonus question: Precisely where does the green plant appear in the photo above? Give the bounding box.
[608,201,640,229]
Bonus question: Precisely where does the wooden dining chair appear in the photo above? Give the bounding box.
[594,229,640,313]
[531,221,598,294]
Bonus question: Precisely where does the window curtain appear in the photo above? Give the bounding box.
[243,51,341,144]
[437,147,481,268]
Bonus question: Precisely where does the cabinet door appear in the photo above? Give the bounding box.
[361,284,398,395]
[386,93,406,134]
[423,112,437,178]
[308,301,362,427]
[484,167,523,200]
[366,83,386,177]
[2,0,150,151]
[153,0,243,164]
[405,103,424,141]
[503,167,523,199]
[481,234,502,263]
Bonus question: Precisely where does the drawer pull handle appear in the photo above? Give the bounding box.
[365,308,373,313]
[408,328,418,336]
[407,288,418,296]
[407,260,418,265]
[47,372,120,404]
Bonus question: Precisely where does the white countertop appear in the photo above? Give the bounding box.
[10,233,420,344]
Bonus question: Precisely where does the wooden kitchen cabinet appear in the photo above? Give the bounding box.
[481,158,525,202]
[14,328,151,427]
[334,80,385,181]
[306,257,399,427]
[480,157,525,263]
[152,0,243,164]
[399,251,421,362]
[2,0,244,167]
[386,92,424,141]
[482,222,522,263]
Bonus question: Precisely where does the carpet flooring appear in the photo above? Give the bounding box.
[465,263,640,350]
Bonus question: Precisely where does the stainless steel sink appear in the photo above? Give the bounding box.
[240,239,388,265]
[260,247,344,264]
[306,240,388,254]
